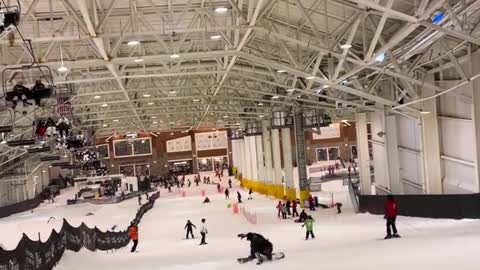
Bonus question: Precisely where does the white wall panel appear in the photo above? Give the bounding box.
[438,82,472,119]
[370,111,385,143]
[398,149,423,186]
[439,118,475,161]
[442,160,476,193]
[396,116,421,151]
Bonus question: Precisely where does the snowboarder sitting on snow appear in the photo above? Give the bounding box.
[294,209,308,223]
[203,197,211,203]
[238,232,273,265]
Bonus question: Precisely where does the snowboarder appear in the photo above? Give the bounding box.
[295,210,308,223]
[237,233,273,265]
[225,188,230,199]
[237,191,242,203]
[128,222,139,252]
[138,194,142,206]
[292,199,299,217]
[302,215,315,240]
[228,178,233,189]
[200,218,208,245]
[185,220,196,239]
[248,189,253,200]
[385,195,400,239]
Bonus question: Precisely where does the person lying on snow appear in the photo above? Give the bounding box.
[238,232,273,265]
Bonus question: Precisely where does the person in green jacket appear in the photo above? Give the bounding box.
[302,216,315,240]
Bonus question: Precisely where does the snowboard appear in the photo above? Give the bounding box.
[237,252,285,264]
[384,234,401,240]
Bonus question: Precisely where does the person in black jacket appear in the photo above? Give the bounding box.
[237,191,242,203]
[238,232,273,265]
[185,220,196,239]
[225,188,230,199]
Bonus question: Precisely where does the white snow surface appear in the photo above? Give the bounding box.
[1,178,480,270]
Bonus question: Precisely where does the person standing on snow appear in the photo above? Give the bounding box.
[237,191,243,203]
[225,188,230,199]
[200,218,208,245]
[138,194,142,206]
[385,195,400,239]
[217,183,221,193]
[286,200,291,216]
[188,179,192,188]
[185,220,196,239]
[276,201,282,218]
[302,215,315,240]
[292,199,299,217]
[128,222,139,252]
[228,178,233,189]
[248,189,253,200]
[281,203,287,219]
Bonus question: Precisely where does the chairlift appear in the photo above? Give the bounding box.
[51,161,70,167]
[0,2,20,40]
[6,138,35,146]
[3,65,55,106]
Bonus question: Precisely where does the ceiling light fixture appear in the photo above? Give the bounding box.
[375,52,386,62]
[258,102,264,106]
[101,103,108,107]
[151,116,157,119]
[193,98,200,102]
[420,110,431,115]
[306,76,315,80]
[93,95,101,99]
[113,119,119,122]
[272,95,279,99]
[58,45,68,72]
[147,102,154,105]
[153,121,158,124]
[170,53,180,59]
[277,69,286,73]
[134,58,144,63]
[340,44,352,49]
[215,7,228,13]
[286,88,295,92]
[127,40,140,46]
[143,94,151,97]
[223,115,229,118]
[170,90,177,94]
[210,35,221,40]
[102,124,108,127]
[236,122,240,125]
[259,115,265,118]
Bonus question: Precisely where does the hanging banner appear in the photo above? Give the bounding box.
[166,136,192,153]
[195,131,228,151]
[312,123,341,140]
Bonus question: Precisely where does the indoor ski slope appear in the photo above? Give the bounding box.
[2,178,480,270]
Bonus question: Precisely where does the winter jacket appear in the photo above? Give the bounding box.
[385,199,398,218]
[292,200,297,209]
[303,217,315,231]
[185,221,196,230]
[128,225,138,240]
[200,224,208,234]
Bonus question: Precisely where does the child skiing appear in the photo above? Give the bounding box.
[385,195,400,239]
[185,220,196,239]
[200,218,208,245]
[302,215,315,240]
[225,188,230,199]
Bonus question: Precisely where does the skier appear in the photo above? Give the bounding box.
[128,221,139,252]
[225,188,230,199]
[200,218,208,245]
[302,215,315,240]
[184,220,196,239]
[228,178,233,189]
[237,233,273,265]
[237,191,242,203]
[138,194,142,206]
[248,189,253,200]
[385,195,400,239]
[292,199,299,217]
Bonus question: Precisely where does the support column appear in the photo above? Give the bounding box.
[255,135,264,181]
[356,113,372,195]
[384,112,402,194]
[249,135,258,180]
[471,54,480,192]
[244,136,252,179]
[421,74,443,194]
[239,138,246,179]
[294,109,309,206]
[282,128,295,200]
[271,129,282,185]
[262,120,273,184]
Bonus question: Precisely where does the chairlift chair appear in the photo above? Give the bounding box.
[0,108,13,133]
[0,2,20,40]
[3,65,55,105]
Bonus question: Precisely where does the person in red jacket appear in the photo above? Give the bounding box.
[385,195,400,239]
[128,222,139,252]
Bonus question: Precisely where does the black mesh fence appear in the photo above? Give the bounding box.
[0,191,160,270]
